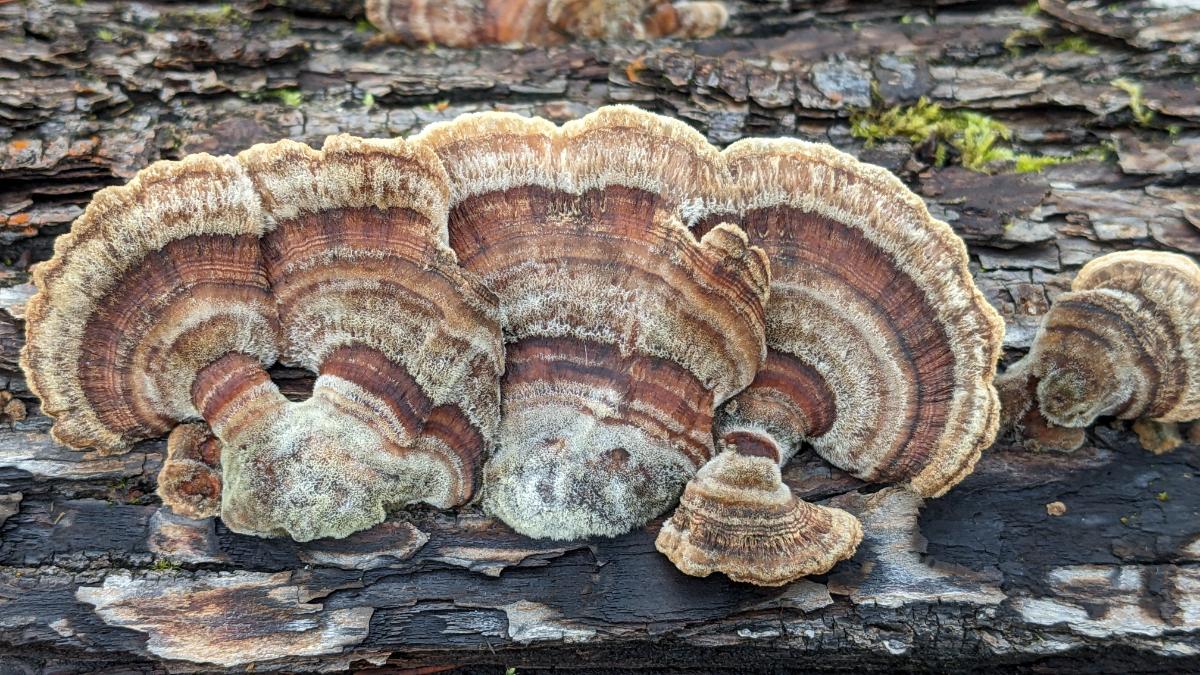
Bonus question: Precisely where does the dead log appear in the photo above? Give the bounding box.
[1,0,1198,670]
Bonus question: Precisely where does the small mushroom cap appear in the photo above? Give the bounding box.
[158,423,223,520]
[706,139,1005,498]
[415,106,770,539]
[995,361,1087,452]
[1000,251,1200,439]
[1070,251,1200,423]
[655,450,863,586]
[1132,419,1184,455]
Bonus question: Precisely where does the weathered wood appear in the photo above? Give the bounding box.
[1,0,1199,671]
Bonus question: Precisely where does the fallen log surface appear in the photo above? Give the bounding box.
[1,0,1198,671]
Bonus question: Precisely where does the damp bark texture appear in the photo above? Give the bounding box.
[2,0,1200,671]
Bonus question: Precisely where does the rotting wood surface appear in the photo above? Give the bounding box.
[1,0,1199,671]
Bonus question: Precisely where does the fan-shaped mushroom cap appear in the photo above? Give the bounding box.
[20,154,280,453]
[365,0,727,47]
[216,135,502,539]
[655,450,862,586]
[702,140,1005,498]
[998,251,1200,451]
[414,106,770,539]
[22,134,504,542]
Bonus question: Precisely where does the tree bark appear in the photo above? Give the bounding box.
[1,0,1199,671]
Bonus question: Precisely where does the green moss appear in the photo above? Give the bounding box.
[191,3,249,28]
[355,17,375,33]
[1022,1,1041,15]
[1003,27,1045,56]
[150,558,181,571]
[1013,154,1067,173]
[1053,36,1098,55]
[934,142,948,168]
[954,111,1014,170]
[362,91,375,110]
[853,98,1114,173]
[275,89,303,107]
[1006,28,1098,57]
[96,28,115,42]
[850,97,941,145]
[1012,144,1112,173]
[271,18,292,38]
[1111,78,1154,125]
[851,98,1012,171]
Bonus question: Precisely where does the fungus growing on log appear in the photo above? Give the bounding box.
[657,138,1005,586]
[157,423,223,520]
[997,251,1200,453]
[21,136,504,542]
[413,106,770,539]
[365,0,728,47]
[22,106,998,584]
[656,450,862,586]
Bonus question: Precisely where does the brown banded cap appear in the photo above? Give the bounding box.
[21,135,504,542]
[998,251,1200,452]
[414,106,770,539]
[365,0,727,47]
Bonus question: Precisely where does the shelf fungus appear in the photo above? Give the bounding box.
[23,106,1001,586]
[21,135,504,542]
[414,106,771,540]
[657,139,1005,586]
[997,251,1200,453]
[365,0,729,47]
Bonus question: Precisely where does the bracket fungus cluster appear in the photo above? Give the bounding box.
[655,139,1005,586]
[414,107,772,539]
[21,136,504,541]
[997,251,1200,454]
[365,0,729,47]
[22,105,1004,586]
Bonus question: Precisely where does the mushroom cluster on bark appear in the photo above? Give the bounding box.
[365,0,729,47]
[655,138,1006,586]
[413,108,771,539]
[21,135,504,542]
[997,251,1200,455]
[21,106,1005,585]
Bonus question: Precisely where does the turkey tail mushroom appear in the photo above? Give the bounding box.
[158,423,224,520]
[365,0,728,47]
[996,251,1200,453]
[20,154,281,455]
[657,139,1004,586]
[414,106,770,540]
[22,136,504,542]
[656,449,862,586]
[220,135,502,540]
